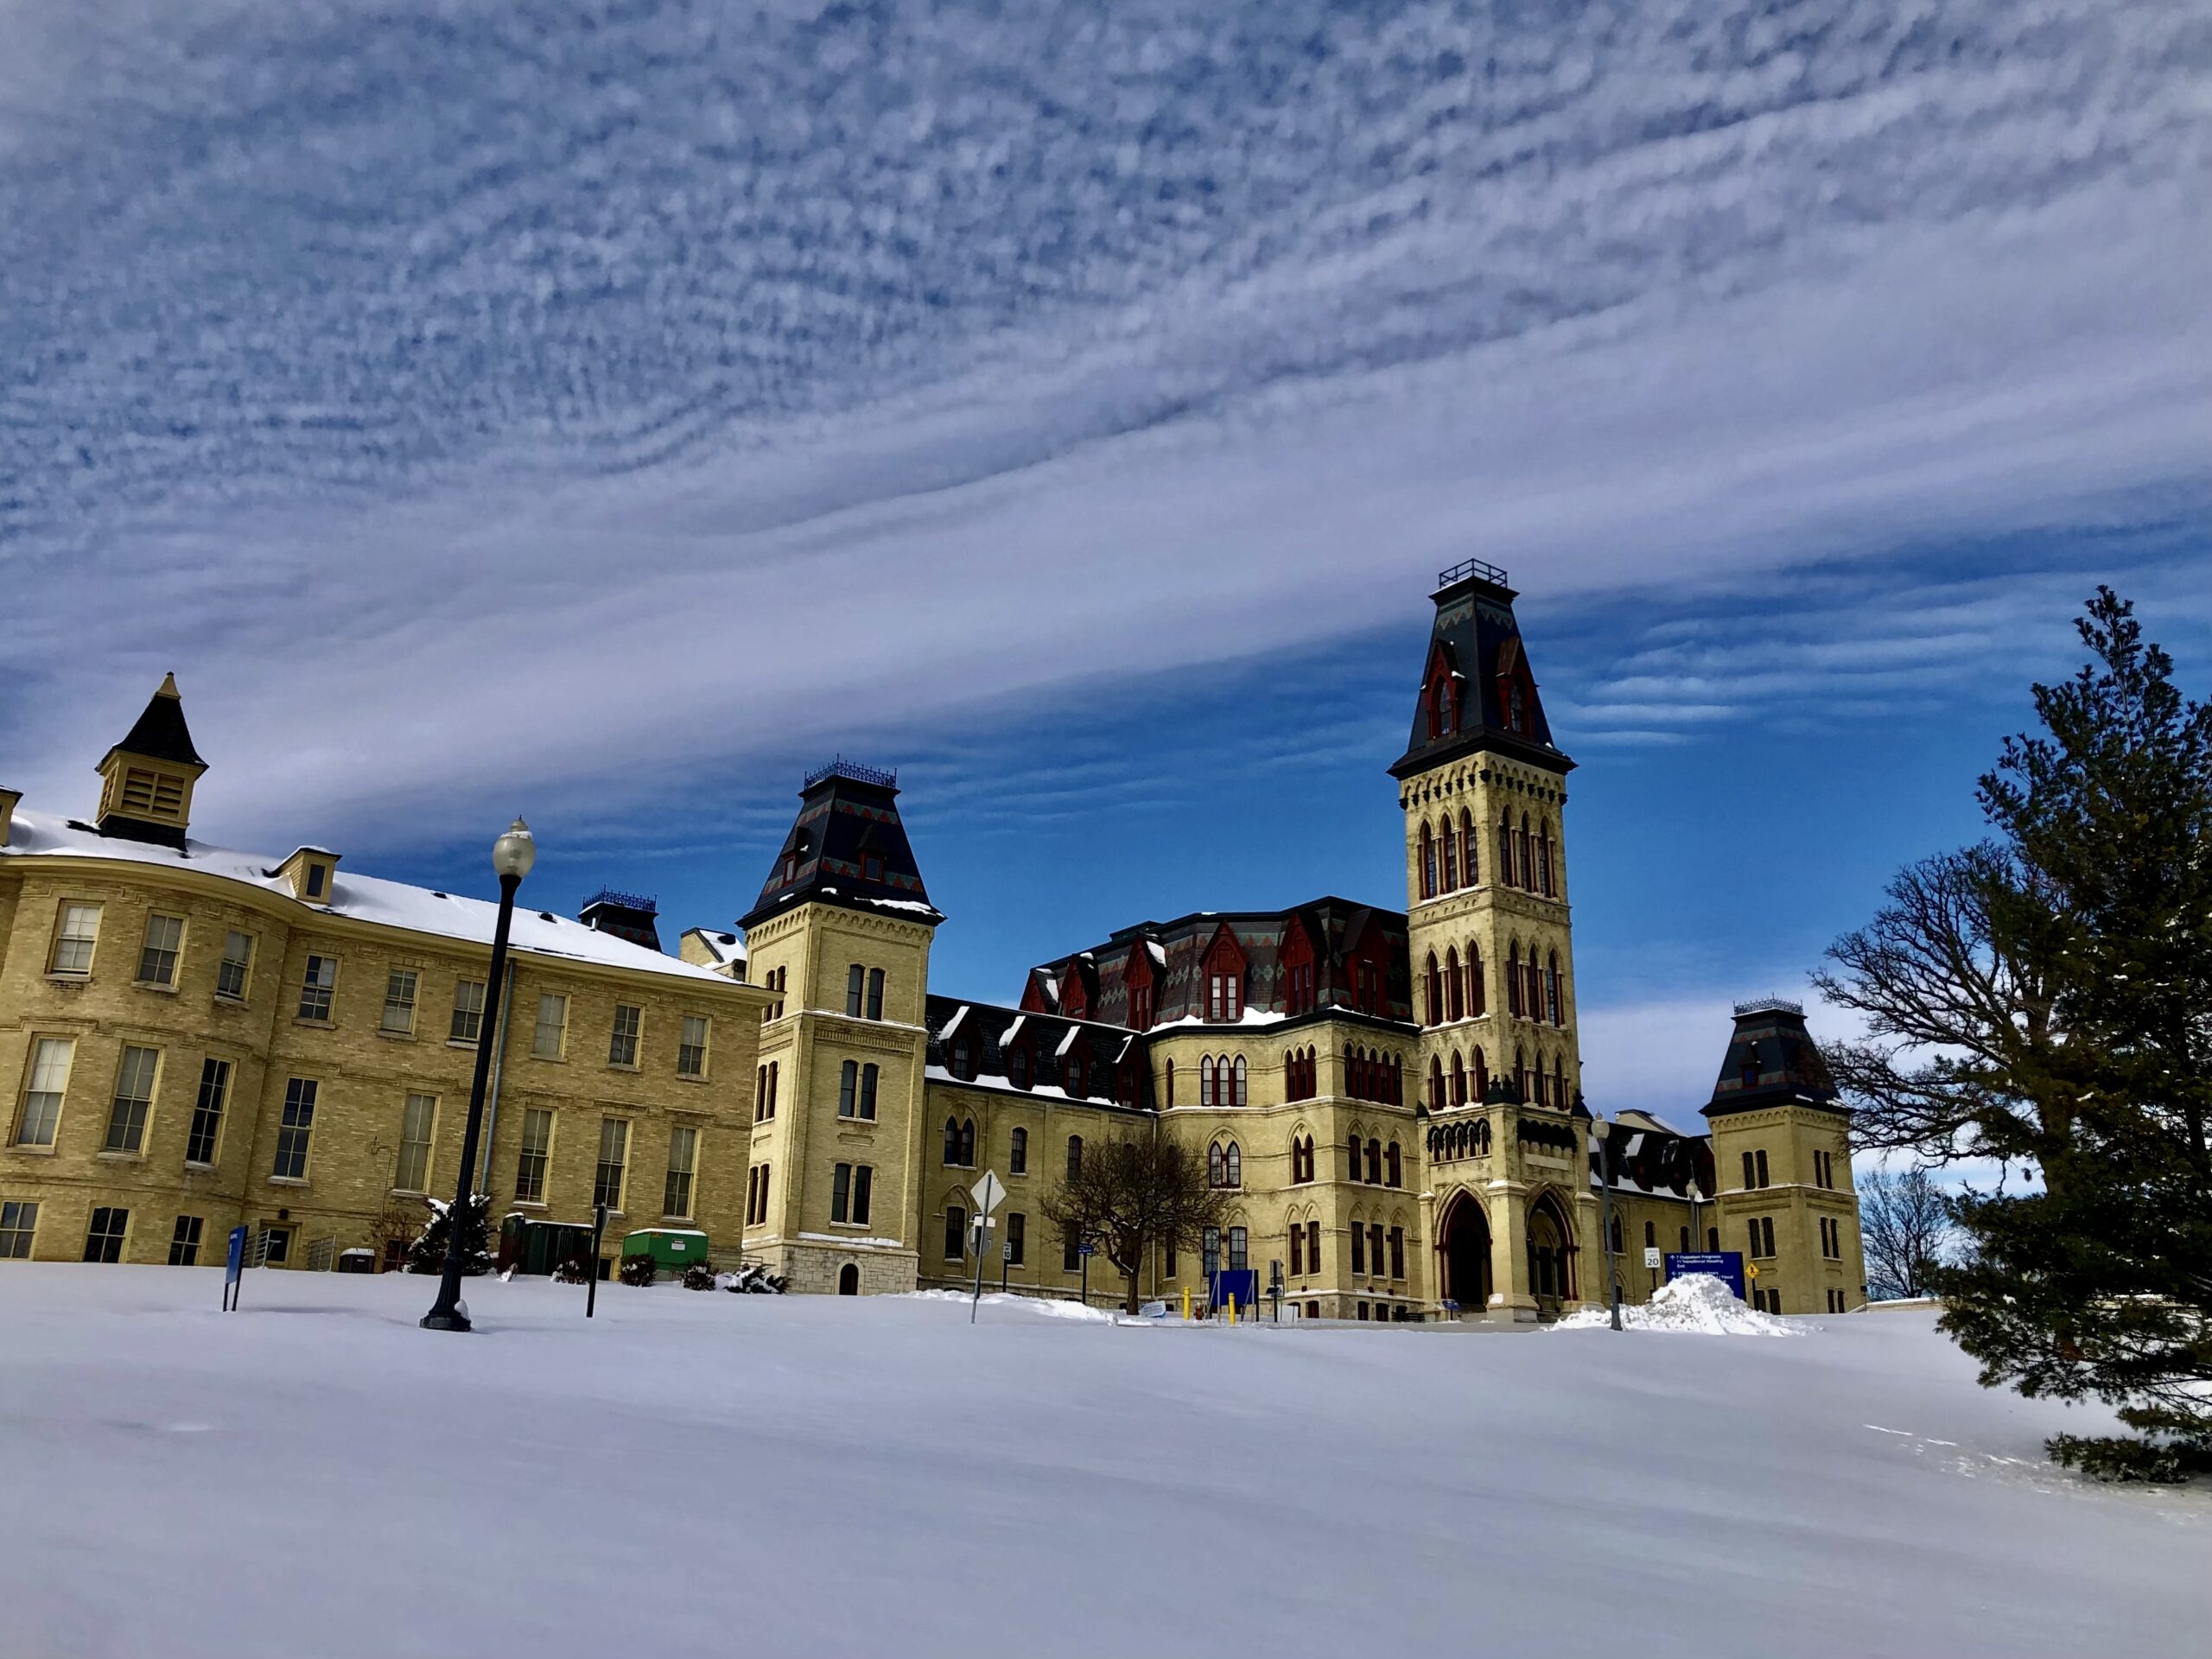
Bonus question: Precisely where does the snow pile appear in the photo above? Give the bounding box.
[899,1289,1115,1322]
[1553,1273,1804,1337]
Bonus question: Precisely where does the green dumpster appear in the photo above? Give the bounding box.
[621,1228,709,1274]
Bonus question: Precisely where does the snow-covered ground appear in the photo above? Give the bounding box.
[3,1268,2203,1659]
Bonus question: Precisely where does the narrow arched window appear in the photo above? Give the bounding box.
[1475,1118,1491,1154]
[847,963,865,1017]
[1428,1056,1445,1111]
[1209,1142,1224,1186]
[1468,944,1485,1016]
[1200,1054,1217,1108]
[1499,816,1515,887]
[1643,1219,1656,1247]
[1506,943,1523,1018]
[1008,1047,1030,1090]
[1365,1139,1382,1185]
[1516,1047,1529,1103]
[1164,1059,1175,1108]
[1066,1049,1086,1096]
[1440,821,1458,891]
[944,1117,962,1165]
[1234,1055,1249,1108]
[1420,822,1437,899]
[1548,953,1562,1026]
[1474,1046,1489,1101]
[1347,1130,1362,1181]
[1390,1056,1402,1105]
[1536,823,1554,897]
[1065,1135,1083,1179]
[866,967,885,1020]
[950,1033,972,1079]
[1517,814,1533,890]
[1451,1050,1467,1106]
[1444,947,1463,1023]
[1385,1141,1402,1187]
[1425,953,1442,1027]
[1554,1063,1568,1109]
[1010,1127,1027,1174]
[838,1059,858,1117]
[1510,683,1525,733]
[1225,1143,1242,1187]
[1460,810,1478,885]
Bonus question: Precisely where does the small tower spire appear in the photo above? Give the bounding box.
[1389,559,1571,780]
[94,677,209,849]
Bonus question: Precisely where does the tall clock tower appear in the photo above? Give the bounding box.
[1394,559,1592,1320]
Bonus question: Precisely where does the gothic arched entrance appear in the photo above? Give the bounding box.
[1527,1192,1576,1321]
[837,1263,860,1296]
[1436,1192,1491,1316]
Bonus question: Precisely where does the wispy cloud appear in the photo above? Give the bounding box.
[1,0,2205,863]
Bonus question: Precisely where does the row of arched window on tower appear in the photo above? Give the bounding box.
[1281,1131,1405,1188]
[1422,942,1566,1027]
[1428,1118,1493,1161]
[1416,809,1559,900]
[1425,1046,1573,1110]
[943,1119,1084,1179]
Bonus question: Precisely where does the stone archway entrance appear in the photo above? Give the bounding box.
[837,1263,860,1296]
[1527,1194,1575,1321]
[1437,1192,1491,1316]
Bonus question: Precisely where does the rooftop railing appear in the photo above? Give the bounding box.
[1437,556,1510,589]
[805,755,899,790]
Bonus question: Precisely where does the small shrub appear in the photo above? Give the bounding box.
[722,1262,789,1294]
[552,1257,592,1285]
[619,1255,658,1287]
[683,1262,718,1291]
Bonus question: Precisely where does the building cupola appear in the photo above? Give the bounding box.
[581,888,664,953]
[1389,560,1572,781]
[740,757,942,931]
[95,673,208,849]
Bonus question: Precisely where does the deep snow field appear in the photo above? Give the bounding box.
[3,1268,2204,1659]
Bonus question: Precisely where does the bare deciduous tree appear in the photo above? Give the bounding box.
[1041,1135,1228,1313]
[1858,1167,1953,1300]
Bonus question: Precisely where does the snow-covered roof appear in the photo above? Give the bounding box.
[682,927,747,970]
[2,809,736,986]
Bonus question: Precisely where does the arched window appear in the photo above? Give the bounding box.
[1420,823,1437,899]
[1515,1047,1529,1103]
[1007,1046,1030,1090]
[1643,1219,1656,1247]
[1289,1215,1306,1275]
[1208,1142,1224,1187]
[1517,814,1533,890]
[1385,1141,1402,1187]
[1010,1127,1027,1174]
[1506,943,1523,1018]
[944,1118,963,1166]
[1450,1051,1466,1108]
[1526,953,1543,1024]
[1164,1059,1175,1108]
[847,963,866,1017]
[1225,1142,1242,1187]
[1468,944,1485,1016]
[1459,810,1478,886]
[838,1059,858,1116]
[1440,821,1458,891]
[1547,952,1562,1026]
[959,1119,976,1165]
[950,1033,973,1080]
[1499,815,1516,887]
[1065,1135,1084,1179]
[1233,1055,1248,1109]
[1536,823,1554,897]
[1474,1046,1489,1101]
[1609,1212,1624,1253]
[1066,1048,1086,1097]
[1509,682,1525,733]
[1200,1055,1217,1107]
[866,967,885,1020]
[1347,1130,1362,1182]
[1390,1056,1403,1105]
[1425,953,1442,1027]
[1554,1062,1568,1109]
[1365,1138,1382,1185]
[1427,1055,1446,1111]
[1445,948,1464,1023]
[1740,1043,1760,1088]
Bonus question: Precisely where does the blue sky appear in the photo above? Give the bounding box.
[3,1,2207,1113]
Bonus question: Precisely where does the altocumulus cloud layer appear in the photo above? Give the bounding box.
[1,0,2206,842]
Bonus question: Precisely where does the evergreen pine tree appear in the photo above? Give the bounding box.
[1818,589,2212,1478]
[404,1192,493,1276]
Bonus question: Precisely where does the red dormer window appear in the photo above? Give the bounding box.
[1281,918,1316,1016]
[1421,641,1462,741]
[861,851,884,882]
[1124,942,1156,1031]
[1007,1046,1031,1090]
[1062,978,1089,1022]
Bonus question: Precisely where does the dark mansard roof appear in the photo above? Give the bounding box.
[740,759,942,931]
[924,995,1154,1113]
[1701,998,1845,1120]
[1390,559,1573,781]
[104,674,207,772]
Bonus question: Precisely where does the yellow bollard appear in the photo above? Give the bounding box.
[1230,1295,1238,1325]
[1182,1286,1191,1322]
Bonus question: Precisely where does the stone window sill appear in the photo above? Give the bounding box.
[133,980,180,996]
[675,1073,709,1085]
[268,1175,309,1188]
[446,1038,480,1051]
[43,975,89,989]
[377,1027,417,1042]
[294,1018,335,1031]
[604,1062,641,1075]
[97,1150,146,1163]
[6,1143,56,1157]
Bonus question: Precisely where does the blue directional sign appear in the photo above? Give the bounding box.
[1663,1251,1745,1300]
[223,1224,248,1311]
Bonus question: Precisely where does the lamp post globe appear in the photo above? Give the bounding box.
[422,817,534,1332]
[493,817,537,880]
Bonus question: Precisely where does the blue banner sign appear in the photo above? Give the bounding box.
[1210,1268,1260,1314]
[223,1224,248,1311]
[1664,1251,1745,1300]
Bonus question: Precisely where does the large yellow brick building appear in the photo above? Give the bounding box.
[3,563,1862,1319]
[0,678,767,1271]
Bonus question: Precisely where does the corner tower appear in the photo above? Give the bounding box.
[736,760,943,1295]
[1701,998,1866,1313]
[1394,560,1586,1320]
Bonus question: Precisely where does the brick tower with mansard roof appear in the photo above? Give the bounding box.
[1395,559,1591,1321]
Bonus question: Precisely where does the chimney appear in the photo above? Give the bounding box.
[0,785,19,848]
[581,888,662,953]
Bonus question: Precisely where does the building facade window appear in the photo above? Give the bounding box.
[168,1215,204,1266]
[49,903,101,976]
[946,1205,968,1260]
[858,1063,879,1120]
[216,931,254,1000]
[1389,1225,1405,1279]
[664,1126,698,1218]
[532,993,568,1058]
[0,1200,37,1258]
[394,1093,436,1192]
[593,1117,630,1211]
[449,978,486,1044]
[866,968,885,1021]
[515,1109,553,1203]
[1748,1216,1777,1258]
[1351,1221,1365,1274]
[847,964,866,1018]
[1009,1126,1027,1174]
[381,970,419,1034]
[1228,1226,1248,1272]
[608,1004,642,1067]
[84,1206,130,1263]
[185,1058,229,1166]
[297,955,338,1021]
[1005,1210,1024,1264]
[1065,1135,1083,1179]
[137,914,184,987]
[272,1079,317,1179]
[1007,1046,1030,1090]
[102,1046,159,1154]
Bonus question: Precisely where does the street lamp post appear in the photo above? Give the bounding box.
[423,818,536,1332]
[1597,1125,1623,1332]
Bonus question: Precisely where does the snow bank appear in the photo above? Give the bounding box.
[898,1288,1116,1322]
[1552,1273,1804,1337]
